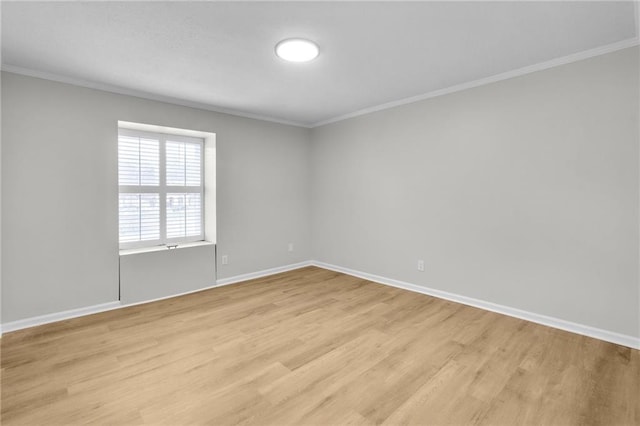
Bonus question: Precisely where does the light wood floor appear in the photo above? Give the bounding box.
[2,266,638,425]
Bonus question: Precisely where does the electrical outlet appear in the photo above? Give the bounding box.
[221,255,228,265]
[288,243,294,252]
[417,260,425,272]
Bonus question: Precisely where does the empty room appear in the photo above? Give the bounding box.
[1,1,639,425]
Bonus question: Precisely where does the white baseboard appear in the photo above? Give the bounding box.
[119,283,218,309]
[2,260,637,351]
[311,261,640,350]
[117,261,313,308]
[1,301,122,334]
[0,261,314,335]
[215,261,313,286]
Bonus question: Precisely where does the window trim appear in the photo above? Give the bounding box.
[118,128,205,250]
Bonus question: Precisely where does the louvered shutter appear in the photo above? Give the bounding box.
[118,135,161,244]
[118,129,204,248]
[166,140,202,239]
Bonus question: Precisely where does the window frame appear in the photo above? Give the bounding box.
[118,128,205,250]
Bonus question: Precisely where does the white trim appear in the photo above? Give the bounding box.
[1,302,122,334]
[0,261,313,334]
[312,38,640,127]
[118,282,219,310]
[119,240,215,256]
[215,261,313,287]
[2,261,637,350]
[2,38,639,130]
[311,261,640,350]
[117,261,313,310]
[118,121,216,140]
[0,64,310,129]
[118,127,205,250]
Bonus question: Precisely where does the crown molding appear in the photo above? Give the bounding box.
[2,37,637,130]
[311,37,640,128]
[0,64,311,129]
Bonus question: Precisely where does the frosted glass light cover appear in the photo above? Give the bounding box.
[275,39,319,62]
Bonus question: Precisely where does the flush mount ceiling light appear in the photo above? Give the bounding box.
[275,38,319,63]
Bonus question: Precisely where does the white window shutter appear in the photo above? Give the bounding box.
[166,193,202,238]
[118,136,159,186]
[119,129,204,248]
[185,193,202,236]
[166,141,186,186]
[118,136,141,186]
[185,142,202,186]
[139,138,160,186]
[119,193,160,243]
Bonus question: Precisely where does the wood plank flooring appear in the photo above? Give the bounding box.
[2,266,638,425]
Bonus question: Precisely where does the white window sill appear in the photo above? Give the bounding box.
[119,241,215,256]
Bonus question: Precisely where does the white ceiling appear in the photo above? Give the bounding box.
[1,1,638,127]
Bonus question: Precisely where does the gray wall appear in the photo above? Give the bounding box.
[1,72,311,322]
[311,47,639,337]
[3,47,638,338]
[0,71,3,328]
[119,245,216,305]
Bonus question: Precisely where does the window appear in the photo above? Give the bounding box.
[118,128,204,249]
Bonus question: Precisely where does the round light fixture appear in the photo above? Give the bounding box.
[275,38,319,63]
